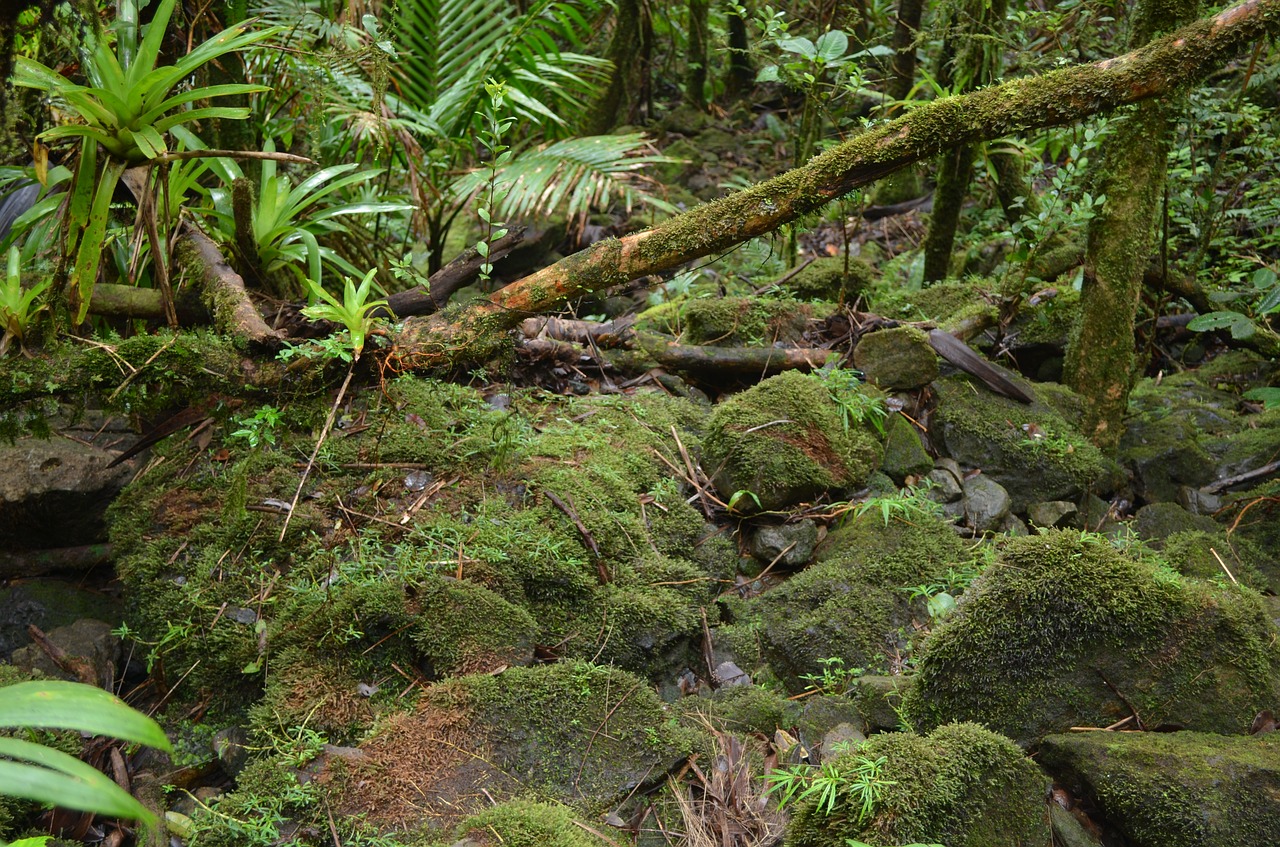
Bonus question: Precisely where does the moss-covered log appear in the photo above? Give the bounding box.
[1063,0,1203,449]
[392,0,1280,370]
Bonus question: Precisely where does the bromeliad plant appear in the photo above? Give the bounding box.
[0,246,51,356]
[12,0,276,321]
[300,269,389,361]
[198,137,415,297]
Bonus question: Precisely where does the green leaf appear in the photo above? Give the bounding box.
[0,739,154,823]
[1186,310,1256,340]
[0,680,171,750]
[814,30,848,63]
[777,36,817,59]
[70,159,127,324]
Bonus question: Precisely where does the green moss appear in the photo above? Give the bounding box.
[730,512,968,690]
[637,297,832,346]
[1039,730,1280,847]
[455,799,612,847]
[786,722,1049,847]
[687,684,801,736]
[932,374,1112,510]
[1160,530,1272,593]
[873,279,988,324]
[779,256,878,302]
[702,370,882,511]
[451,662,699,810]
[907,530,1280,744]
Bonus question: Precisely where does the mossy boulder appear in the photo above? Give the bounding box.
[452,799,609,847]
[333,662,698,829]
[853,326,939,391]
[786,722,1050,847]
[931,375,1115,513]
[639,297,830,347]
[1160,529,1274,593]
[1039,730,1280,847]
[907,530,1280,745]
[702,371,881,511]
[1121,366,1280,504]
[875,417,936,483]
[777,256,877,302]
[728,512,968,689]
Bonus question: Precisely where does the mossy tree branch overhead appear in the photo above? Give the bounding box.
[393,0,1280,366]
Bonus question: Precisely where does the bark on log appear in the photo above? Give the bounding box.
[391,0,1280,371]
[177,223,283,348]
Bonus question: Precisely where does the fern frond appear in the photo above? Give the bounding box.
[451,134,676,222]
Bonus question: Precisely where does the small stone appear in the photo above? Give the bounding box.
[880,414,934,483]
[960,475,1011,532]
[714,661,752,688]
[749,520,818,568]
[1027,500,1078,528]
[926,460,964,504]
[821,722,868,759]
[10,618,120,687]
[853,326,939,391]
[212,726,251,777]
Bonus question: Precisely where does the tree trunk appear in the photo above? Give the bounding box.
[583,0,650,134]
[391,0,1280,371]
[886,0,924,107]
[921,0,1007,282]
[725,6,755,96]
[686,0,709,109]
[1063,0,1204,449]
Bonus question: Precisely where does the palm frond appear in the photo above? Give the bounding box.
[397,0,611,139]
[451,134,676,223]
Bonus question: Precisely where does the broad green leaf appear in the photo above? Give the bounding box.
[0,739,154,823]
[126,0,178,90]
[1186,310,1256,340]
[0,680,171,750]
[70,159,127,324]
[814,30,848,63]
[777,36,817,60]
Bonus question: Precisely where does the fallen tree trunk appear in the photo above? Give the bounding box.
[391,0,1280,370]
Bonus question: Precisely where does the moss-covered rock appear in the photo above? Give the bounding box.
[776,256,877,302]
[932,375,1115,513]
[729,512,969,689]
[1121,366,1280,504]
[702,371,882,511]
[687,684,801,736]
[907,530,1280,745]
[454,799,612,847]
[637,297,831,347]
[333,662,699,830]
[786,723,1050,847]
[853,326,939,391]
[1160,529,1274,593]
[1039,730,1280,847]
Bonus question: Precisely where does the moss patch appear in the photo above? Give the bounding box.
[702,371,882,511]
[1039,730,1280,847]
[907,530,1280,744]
[786,722,1049,847]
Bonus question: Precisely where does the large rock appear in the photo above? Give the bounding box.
[702,371,881,511]
[907,530,1280,745]
[931,376,1117,513]
[1039,730,1280,847]
[331,663,697,829]
[786,723,1050,847]
[1122,361,1280,504]
[0,434,134,550]
[854,326,939,391]
[723,512,969,689]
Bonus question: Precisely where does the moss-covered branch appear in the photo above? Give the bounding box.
[393,0,1280,369]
